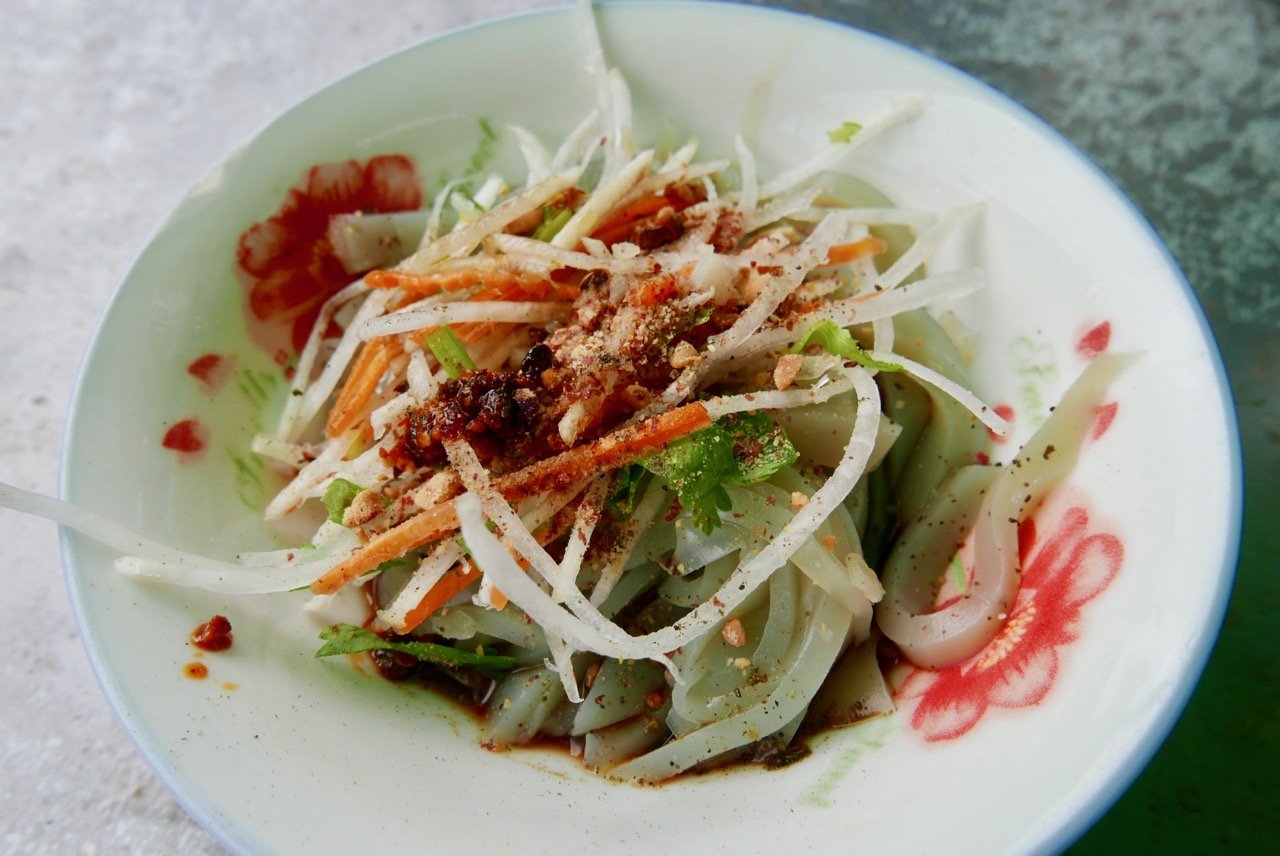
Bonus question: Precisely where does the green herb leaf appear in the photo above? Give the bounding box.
[608,463,648,516]
[315,624,518,677]
[424,327,477,379]
[717,411,800,484]
[532,206,573,242]
[790,319,903,372]
[322,478,364,525]
[642,412,798,533]
[827,121,863,144]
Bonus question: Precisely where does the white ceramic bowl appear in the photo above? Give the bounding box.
[61,3,1240,854]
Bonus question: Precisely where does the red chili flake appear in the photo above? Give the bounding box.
[183,662,209,680]
[186,353,236,394]
[234,154,423,358]
[1075,321,1112,361]
[191,614,234,652]
[975,451,990,465]
[162,419,208,458]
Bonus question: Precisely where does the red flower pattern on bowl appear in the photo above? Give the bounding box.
[235,155,421,363]
[894,492,1124,742]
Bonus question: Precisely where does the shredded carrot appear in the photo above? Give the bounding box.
[825,236,888,266]
[366,267,537,299]
[398,560,481,631]
[309,401,711,595]
[325,337,403,438]
[626,273,679,307]
[487,585,510,612]
[311,502,458,595]
[493,401,712,501]
[398,497,575,630]
[590,194,672,245]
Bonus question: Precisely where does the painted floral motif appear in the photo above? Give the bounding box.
[892,322,1124,742]
[894,503,1123,741]
[235,155,422,362]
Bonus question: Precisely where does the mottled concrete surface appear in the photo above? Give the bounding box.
[0,0,1274,852]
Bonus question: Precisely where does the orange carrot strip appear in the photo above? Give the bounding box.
[590,194,671,242]
[487,586,510,612]
[366,267,535,300]
[311,503,459,595]
[625,273,679,307]
[399,561,481,631]
[401,501,574,629]
[825,236,888,266]
[493,401,712,501]
[310,402,711,595]
[325,337,403,438]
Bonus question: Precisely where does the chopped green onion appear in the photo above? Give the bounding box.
[322,478,364,525]
[315,624,518,677]
[425,327,477,379]
[828,121,863,144]
[790,319,903,372]
[532,207,573,242]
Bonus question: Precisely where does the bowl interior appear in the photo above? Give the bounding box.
[61,4,1238,854]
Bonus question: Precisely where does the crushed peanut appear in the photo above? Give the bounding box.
[772,353,804,391]
[620,383,654,410]
[341,488,385,527]
[410,469,460,510]
[790,491,809,510]
[669,340,700,369]
[720,618,748,648]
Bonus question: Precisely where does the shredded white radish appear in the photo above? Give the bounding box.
[872,203,982,292]
[702,373,855,419]
[288,289,395,441]
[397,171,580,274]
[734,134,759,222]
[358,300,568,340]
[552,149,654,250]
[589,477,667,607]
[869,349,1010,436]
[274,280,369,440]
[758,98,924,200]
[555,475,610,603]
[508,125,552,187]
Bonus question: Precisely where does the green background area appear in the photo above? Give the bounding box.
[751,0,1278,851]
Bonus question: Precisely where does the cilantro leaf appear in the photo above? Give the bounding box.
[790,319,903,372]
[828,121,863,144]
[322,478,364,525]
[716,411,798,483]
[608,463,649,516]
[315,624,518,678]
[641,412,798,533]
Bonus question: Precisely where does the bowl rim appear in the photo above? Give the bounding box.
[57,2,1243,853]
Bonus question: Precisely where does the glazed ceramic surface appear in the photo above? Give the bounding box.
[60,4,1239,854]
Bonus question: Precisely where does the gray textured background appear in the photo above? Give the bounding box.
[1,0,1274,852]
